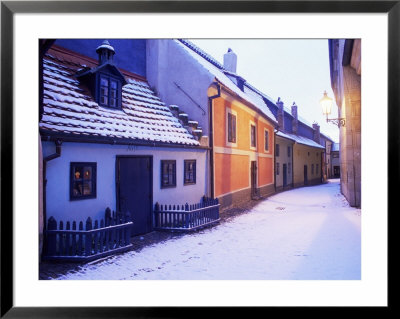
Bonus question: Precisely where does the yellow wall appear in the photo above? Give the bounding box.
[293,144,323,187]
[275,136,294,189]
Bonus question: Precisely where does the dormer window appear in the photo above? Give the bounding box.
[76,40,126,110]
[99,75,121,108]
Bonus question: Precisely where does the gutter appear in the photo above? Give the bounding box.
[40,131,211,150]
[208,81,221,198]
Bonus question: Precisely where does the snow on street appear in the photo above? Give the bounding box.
[57,179,361,280]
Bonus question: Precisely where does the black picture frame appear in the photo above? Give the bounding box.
[1,0,396,317]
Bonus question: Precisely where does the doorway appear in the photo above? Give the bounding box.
[304,165,308,185]
[116,156,153,236]
[251,161,257,198]
[283,163,287,187]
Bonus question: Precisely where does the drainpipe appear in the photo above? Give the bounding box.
[208,82,221,199]
[42,139,62,235]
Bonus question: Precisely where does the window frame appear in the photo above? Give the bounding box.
[97,73,122,109]
[287,145,291,157]
[276,162,280,175]
[70,162,97,201]
[161,160,177,188]
[250,121,257,150]
[276,143,280,157]
[183,160,197,185]
[226,108,238,147]
[264,128,270,153]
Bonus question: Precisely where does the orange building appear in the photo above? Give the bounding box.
[209,80,276,207]
[147,40,277,209]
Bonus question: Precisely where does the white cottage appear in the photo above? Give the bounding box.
[40,40,208,238]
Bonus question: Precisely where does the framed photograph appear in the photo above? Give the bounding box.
[1,0,396,317]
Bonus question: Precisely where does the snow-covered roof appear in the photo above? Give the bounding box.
[40,47,200,146]
[177,40,277,125]
[177,39,336,145]
[276,131,325,149]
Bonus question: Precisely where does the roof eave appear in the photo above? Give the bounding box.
[39,129,208,150]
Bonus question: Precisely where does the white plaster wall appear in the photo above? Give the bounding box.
[275,136,294,188]
[146,39,214,136]
[43,141,207,224]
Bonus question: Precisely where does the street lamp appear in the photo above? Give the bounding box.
[320,91,345,127]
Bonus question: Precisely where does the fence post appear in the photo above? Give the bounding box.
[125,212,131,245]
[59,221,64,256]
[77,221,83,255]
[46,217,57,256]
[66,221,71,256]
[85,217,92,256]
[99,219,104,253]
[105,207,111,227]
[72,221,77,256]
[93,220,99,254]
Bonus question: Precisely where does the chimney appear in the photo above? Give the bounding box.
[291,102,298,135]
[224,48,237,73]
[313,122,321,144]
[96,40,115,65]
[276,97,284,131]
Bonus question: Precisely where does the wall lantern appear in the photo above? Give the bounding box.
[320,91,345,127]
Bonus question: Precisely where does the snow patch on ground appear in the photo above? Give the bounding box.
[57,179,361,280]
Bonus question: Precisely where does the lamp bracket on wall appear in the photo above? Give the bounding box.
[326,117,346,127]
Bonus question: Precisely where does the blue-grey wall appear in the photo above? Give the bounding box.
[298,122,314,140]
[55,39,146,76]
[283,113,293,133]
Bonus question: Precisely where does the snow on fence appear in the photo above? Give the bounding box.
[43,208,133,262]
[154,197,220,232]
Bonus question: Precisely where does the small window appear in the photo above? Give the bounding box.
[288,162,291,174]
[316,164,319,174]
[276,144,280,157]
[264,130,269,151]
[250,124,256,148]
[276,162,280,175]
[161,160,176,188]
[70,162,97,200]
[98,75,120,108]
[287,146,291,157]
[227,111,237,144]
[311,164,314,175]
[184,160,196,185]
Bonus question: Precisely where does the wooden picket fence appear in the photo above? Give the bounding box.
[154,197,220,232]
[43,208,133,262]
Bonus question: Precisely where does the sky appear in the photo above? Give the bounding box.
[190,39,340,142]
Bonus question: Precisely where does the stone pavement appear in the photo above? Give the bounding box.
[39,197,264,280]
